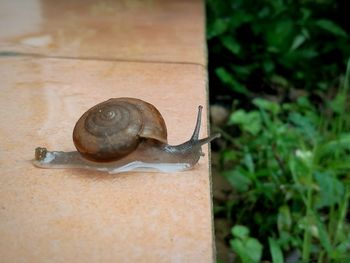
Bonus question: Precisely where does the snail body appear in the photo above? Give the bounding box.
[33,98,220,174]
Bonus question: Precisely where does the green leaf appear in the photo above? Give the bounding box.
[221,149,238,163]
[220,35,241,54]
[229,110,262,135]
[277,205,292,232]
[288,156,311,188]
[222,169,252,192]
[314,215,332,254]
[318,133,350,158]
[333,235,350,260]
[265,19,295,52]
[314,171,344,208]
[315,19,348,38]
[296,96,314,110]
[329,93,346,114]
[258,6,270,18]
[231,64,256,76]
[207,18,229,39]
[253,98,281,114]
[245,238,263,262]
[215,67,249,94]
[270,74,289,87]
[290,34,307,51]
[288,112,317,141]
[228,10,254,30]
[326,157,350,170]
[262,60,275,73]
[301,8,312,20]
[243,150,254,173]
[230,240,250,262]
[282,49,319,68]
[232,225,250,239]
[268,237,284,263]
[230,237,263,263]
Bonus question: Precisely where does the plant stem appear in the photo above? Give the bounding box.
[302,177,313,263]
[302,146,316,263]
[328,205,336,244]
[317,251,325,263]
[334,186,350,245]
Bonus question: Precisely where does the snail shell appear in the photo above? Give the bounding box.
[33,98,220,173]
[73,98,167,162]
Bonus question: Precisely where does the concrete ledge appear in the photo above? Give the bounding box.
[0,1,214,262]
[0,0,205,65]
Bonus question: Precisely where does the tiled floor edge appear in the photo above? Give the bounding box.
[205,62,216,263]
[0,51,207,68]
[0,0,214,260]
[203,4,215,259]
[0,57,214,262]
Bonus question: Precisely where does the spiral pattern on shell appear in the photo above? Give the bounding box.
[73,98,167,162]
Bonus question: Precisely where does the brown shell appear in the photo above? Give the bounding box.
[73,98,167,162]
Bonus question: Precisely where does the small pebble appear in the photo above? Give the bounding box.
[210,104,229,126]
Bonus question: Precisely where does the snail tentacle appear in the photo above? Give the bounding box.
[191,105,203,140]
[164,105,220,154]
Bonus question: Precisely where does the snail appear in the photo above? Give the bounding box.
[33,98,220,174]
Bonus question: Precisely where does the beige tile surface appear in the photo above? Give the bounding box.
[0,57,213,262]
[0,0,205,65]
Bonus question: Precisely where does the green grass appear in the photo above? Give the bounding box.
[214,60,350,262]
[208,1,350,262]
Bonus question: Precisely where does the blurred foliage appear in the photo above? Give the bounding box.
[214,64,350,262]
[207,0,350,262]
[207,0,350,97]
